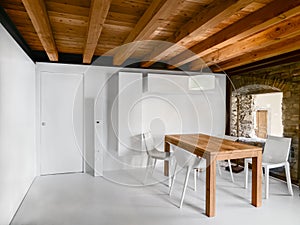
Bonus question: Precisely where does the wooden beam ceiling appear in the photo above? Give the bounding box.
[112,0,185,66]
[213,33,300,72]
[169,0,300,69]
[225,49,300,75]
[192,13,300,70]
[1,0,300,70]
[21,0,58,61]
[83,0,111,64]
[141,0,253,68]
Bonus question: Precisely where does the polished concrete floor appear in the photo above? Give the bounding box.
[11,166,299,225]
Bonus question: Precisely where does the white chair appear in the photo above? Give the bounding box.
[142,132,173,183]
[169,147,206,208]
[244,135,293,199]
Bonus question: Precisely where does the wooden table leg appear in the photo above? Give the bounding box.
[251,151,262,207]
[164,141,170,176]
[206,155,216,217]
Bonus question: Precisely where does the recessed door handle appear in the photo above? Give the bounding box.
[41,121,46,126]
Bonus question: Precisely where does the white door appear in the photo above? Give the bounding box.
[40,72,83,175]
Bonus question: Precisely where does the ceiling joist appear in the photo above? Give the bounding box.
[83,0,111,64]
[2,0,300,70]
[21,0,58,61]
[141,0,254,68]
[192,13,300,70]
[213,33,300,72]
[113,0,185,66]
[169,0,300,69]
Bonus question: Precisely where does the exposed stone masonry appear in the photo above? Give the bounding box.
[229,61,300,183]
[231,94,254,138]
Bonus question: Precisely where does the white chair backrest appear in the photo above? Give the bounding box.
[223,135,238,142]
[142,132,155,153]
[263,135,291,163]
[173,147,198,168]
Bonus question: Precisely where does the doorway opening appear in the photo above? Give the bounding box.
[253,92,283,138]
[231,91,283,139]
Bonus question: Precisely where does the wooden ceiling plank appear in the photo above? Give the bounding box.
[48,11,89,27]
[113,0,185,66]
[226,49,300,75]
[83,0,111,64]
[213,34,300,72]
[21,0,58,61]
[46,0,91,8]
[170,0,300,68]
[141,0,255,67]
[45,2,90,17]
[191,14,300,70]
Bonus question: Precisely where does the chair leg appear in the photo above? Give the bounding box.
[143,156,152,184]
[262,167,264,184]
[169,163,177,196]
[179,167,191,209]
[245,160,249,189]
[265,166,269,199]
[168,159,172,187]
[151,158,157,175]
[285,162,294,196]
[217,161,222,175]
[194,169,197,191]
[227,160,234,183]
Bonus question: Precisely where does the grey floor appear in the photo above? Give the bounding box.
[11,166,299,225]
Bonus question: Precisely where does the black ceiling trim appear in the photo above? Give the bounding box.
[0,6,36,62]
[33,50,189,71]
[33,51,85,64]
[225,49,300,75]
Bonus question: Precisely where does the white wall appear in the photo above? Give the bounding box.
[0,24,36,225]
[253,92,283,136]
[35,63,120,175]
[0,19,226,223]
[35,63,226,173]
[118,72,143,155]
[142,73,226,150]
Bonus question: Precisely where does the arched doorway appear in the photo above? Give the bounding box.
[230,84,282,139]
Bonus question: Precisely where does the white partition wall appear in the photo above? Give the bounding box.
[0,24,36,225]
[143,73,226,150]
[35,64,226,174]
[118,72,143,156]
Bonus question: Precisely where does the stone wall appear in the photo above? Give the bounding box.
[229,61,300,183]
[231,94,254,137]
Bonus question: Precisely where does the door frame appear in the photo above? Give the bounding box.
[37,71,85,176]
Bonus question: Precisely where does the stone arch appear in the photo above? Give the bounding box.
[228,62,300,183]
[234,84,281,95]
[230,74,289,93]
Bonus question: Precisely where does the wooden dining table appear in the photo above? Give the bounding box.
[164,133,262,217]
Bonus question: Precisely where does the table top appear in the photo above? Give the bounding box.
[165,133,262,160]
